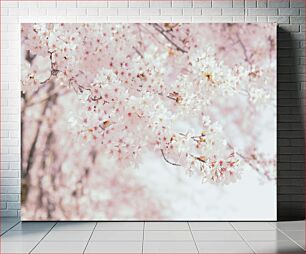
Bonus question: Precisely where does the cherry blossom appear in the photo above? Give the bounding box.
[21,23,276,220]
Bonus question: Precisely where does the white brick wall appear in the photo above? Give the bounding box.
[0,0,305,218]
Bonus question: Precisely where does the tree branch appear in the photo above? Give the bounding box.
[150,23,187,53]
[161,149,181,166]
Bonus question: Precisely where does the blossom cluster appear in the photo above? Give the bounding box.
[21,23,276,219]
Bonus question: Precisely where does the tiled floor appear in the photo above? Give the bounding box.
[0,218,304,253]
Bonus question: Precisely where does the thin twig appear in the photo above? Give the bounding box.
[236,32,252,65]
[150,23,187,53]
[161,149,181,166]
[133,46,144,58]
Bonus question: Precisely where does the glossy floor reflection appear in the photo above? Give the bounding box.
[0,218,304,253]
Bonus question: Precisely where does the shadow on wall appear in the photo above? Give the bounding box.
[277,27,305,221]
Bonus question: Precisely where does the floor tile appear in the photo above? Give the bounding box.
[249,240,304,253]
[1,222,20,232]
[143,241,198,253]
[32,241,87,253]
[295,240,305,250]
[144,230,193,241]
[12,222,55,231]
[192,230,242,241]
[189,222,234,231]
[232,222,275,230]
[197,241,253,253]
[282,230,305,249]
[85,241,142,253]
[239,230,291,241]
[1,230,47,242]
[90,230,143,241]
[1,221,20,228]
[42,230,92,242]
[282,230,305,241]
[145,222,189,230]
[1,224,18,233]
[274,221,305,231]
[52,222,96,231]
[96,222,144,231]
[1,217,21,223]
[0,241,37,253]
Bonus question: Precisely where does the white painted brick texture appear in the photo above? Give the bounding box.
[0,0,305,218]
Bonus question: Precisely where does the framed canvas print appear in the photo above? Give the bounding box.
[21,23,277,221]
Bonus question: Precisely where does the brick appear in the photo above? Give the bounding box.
[47,8,67,16]
[290,139,305,146]
[1,8,8,16]
[99,8,118,16]
[212,0,233,7]
[107,16,128,22]
[149,16,172,22]
[7,202,20,210]
[38,1,56,8]
[0,170,19,178]
[193,0,211,7]
[76,17,96,22]
[0,210,18,217]
[77,1,107,8]
[279,147,304,154]
[247,8,278,15]
[192,16,212,22]
[150,0,172,8]
[278,195,304,202]
[278,24,300,32]
[128,16,150,22]
[67,8,87,16]
[268,0,290,7]
[245,0,256,7]
[161,8,183,16]
[1,138,19,147]
[8,8,29,16]
[202,8,222,15]
[232,17,244,23]
[257,16,268,22]
[29,8,48,16]
[172,0,192,7]
[1,202,7,209]
[183,8,202,15]
[268,16,290,23]
[222,8,245,15]
[278,8,300,15]
[278,179,304,186]
[1,162,9,170]
[233,0,244,7]
[172,16,193,22]
[212,16,233,22]
[290,16,305,23]
[118,8,140,16]
[257,0,267,7]
[290,0,305,7]
[86,8,99,16]
[1,178,19,186]
[9,163,20,170]
[1,1,18,8]
[129,0,149,7]
[0,194,19,202]
[56,0,77,8]
[245,16,257,22]
[108,0,128,8]
[0,186,20,194]
[140,8,160,16]
[278,171,304,178]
